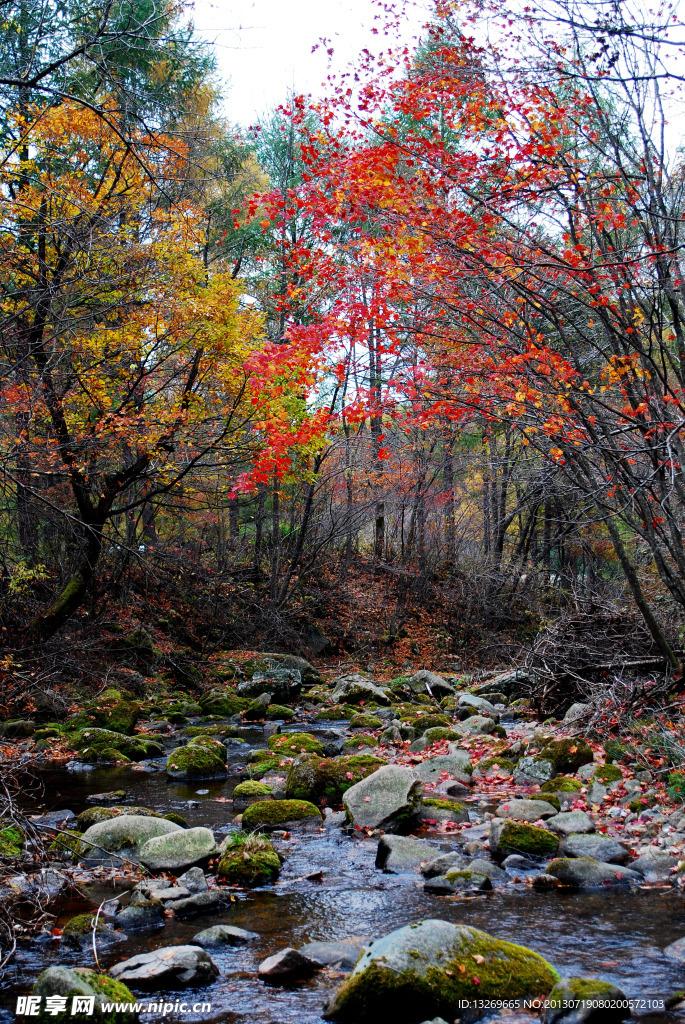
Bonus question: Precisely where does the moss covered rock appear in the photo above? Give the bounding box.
[595,764,623,784]
[286,754,385,805]
[542,977,628,1023]
[267,732,324,756]
[32,966,138,1023]
[323,918,559,1022]
[79,815,182,860]
[198,690,247,718]
[187,735,228,764]
[0,823,23,857]
[540,738,594,773]
[541,776,584,794]
[343,734,377,751]
[49,830,84,859]
[166,745,227,780]
[246,755,286,780]
[234,780,273,798]
[73,728,163,763]
[217,833,280,885]
[0,719,35,738]
[349,713,383,730]
[77,806,163,831]
[86,700,140,736]
[265,705,295,721]
[242,799,322,830]
[410,714,451,735]
[490,819,559,858]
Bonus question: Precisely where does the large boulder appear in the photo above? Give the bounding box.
[408,671,456,697]
[286,753,385,805]
[411,753,472,787]
[267,732,324,756]
[79,815,181,862]
[32,966,137,1023]
[72,728,163,764]
[489,819,559,859]
[238,664,302,701]
[139,827,217,871]
[546,811,595,836]
[109,946,218,990]
[542,977,629,1023]
[343,765,423,832]
[166,744,227,780]
[87,699,140,735]
[323,919,559,1022]
[546,858,641,887]
[331,674,391,706]
[217,834,280,885]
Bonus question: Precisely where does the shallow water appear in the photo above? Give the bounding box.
[5,723,685,1023]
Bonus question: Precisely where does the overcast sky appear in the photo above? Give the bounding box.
[191,0,427,126]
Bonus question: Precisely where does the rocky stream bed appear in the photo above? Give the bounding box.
[3,660,685,1023]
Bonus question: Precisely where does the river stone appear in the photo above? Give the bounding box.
[497,798,558,821]
[562,834,630,864]
[420,851,469,878]
[343,765,423,832]
[322,918,559,1022]
[33,966,137,1022]
[631,848,678,879]
[300,939,367,969]
[115,902,164,931]
[458,694,497,715]
[110,945,218,989]
[409,671,456,697]
[411,753,472,786]
[664,936,685,962]
[587,782,608,804]
[542,977,629,1022]
[546,811,595,836]
[489,819,559,858]
[79,814,181,861]
[460,714,497,735]
[192,924,259,947]
[424,871,492,894]
[170,890,232,918]
[468,857,508,882]
[514,757,555,786]
[139,826,217,871]
[177,866,208,892]
[331,674,391,706]
[546,858,641,887]
[258,947,322,981]
[375,835,443,873]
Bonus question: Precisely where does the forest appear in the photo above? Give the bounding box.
[2,0,685,1021]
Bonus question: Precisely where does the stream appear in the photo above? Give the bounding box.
[5,718,685,1024]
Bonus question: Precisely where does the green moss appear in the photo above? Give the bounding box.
[85,699,140,736]
[530,793,561,811]
[182,724,240,738]
[541,776,583,793]
[34,968,137,1023]
[246,756,285,779]
[267,732,324,756]
[411,714,451,734]
[217,833,280,885]
[628,795,656,813]
[234,780,273,798]
[49,829,84,858]
[327,928,560,1020]
[349,713,383,730]
[343,734,377,751]
[265,705,295,720]
[0,824,23,857]
[595,764,623,784]
[242,799,322,829]
[163,812,188,827]
[496,820,559,857]
[539,738,594,773]
[478,756,515,771]
[188,735,228,763]
[423,727,460,743]
[315,706,347,720]
[198,691,247,717]
[286,753,385,804]
[166,744,226,779]
[72,728,163,762]
[423,799,466,813]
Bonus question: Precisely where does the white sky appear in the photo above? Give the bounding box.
[191,0,428,126]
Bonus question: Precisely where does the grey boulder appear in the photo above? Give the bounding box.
[631,848,678,880]
[411,753,472,786]
[331,674,390,706]
[561,834,630,865]
[420,852,469,878]
[192,924,258,947]
[139,827,218,871]
[110,945,218,989]
[343,765,423,832]
[408,671,456,697]
[79,815,181,862]
[514,757,555,786]
[546,858,640,887]
[546,810,595,835]
[497,798,558,821]
[258,947,321,981]
[375,835,443,873]
[300,939,367,970]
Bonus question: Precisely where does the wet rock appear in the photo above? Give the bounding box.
[170,890,232,918]
[411,752,472,786]
[375,835,443,873]
[322,918,559,1022]
[79,814,181,862]
[33,966,137,1022]
[85,791,127,805]
[542,977,629,1022]
[490,819,559,859]
[420,798,469,824]
[460,714,499,736]
[408,671,456,697]
[139,826,218,871]
[468,857,508,883]
[631,848,678,879]
[424,870,492,893]
[458,694,497,715]
[539,738,594,774]
[664,936,685,962]
[546,811,595,836]
[30,809,78,832]
[165,744,227,781]
[0,719,35,738]
[420,851,469,877]
[177,866,208,893]
[192,924,259,947]
[258,947,322,982]
[502,854,538,872]
[514,757,555,786]
[561,834,630,864]
[300,939,367,970]
[7,868,67,895]
[497,798,558,821]
[587,782,608,804]
[331,674,391,706]
[532,873,563,889]
[110,945,219,990]
[61,913,126,951]
[343,765,423,832]
[285,753,385,805]
[546,858,641,887]
[114,901,164,932]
